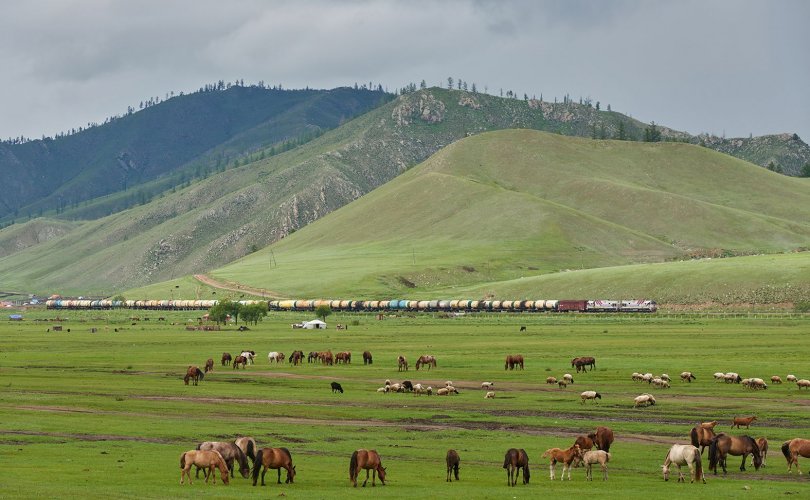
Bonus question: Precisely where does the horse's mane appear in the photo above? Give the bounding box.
[279,447,292,461]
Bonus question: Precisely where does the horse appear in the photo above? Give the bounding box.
[446,449,460,481]
[397,355,408,372]
[235,436,258,464]
[754,437,768,467]
[581,391,602,404]
[267,351,285,364]
[204,358,214,373]
[221,352,232,366]
[503,448,530,486]
[572,356,596,372]
[505,354,524,370]
[320,350,334,365]
[363,351,373,365]
[574,435,594,453]
[542,444,582,480]
[582,450,611,481]
[184,366,204,385]
[289,350,304,366]
[662,444,705,483]
[589,426,614,453]
[731,416,757,429]
[253,447,296,486]
[240,350,255,364]
[233,355,248,369]
[349,449,386,487]
[335,351,351,364]
[196,441,251,479]
[690,425,717,455]
[180,449,230,485]
[308,351,319,363]
[415,354,436,371]
[782,438,810,474]
[708,433,761,475]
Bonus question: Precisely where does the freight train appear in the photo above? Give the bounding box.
[46,298,656,313]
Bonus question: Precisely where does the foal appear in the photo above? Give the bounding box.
[542,444,583,480]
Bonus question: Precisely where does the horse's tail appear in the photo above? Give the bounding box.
[693,448,703,480]
[708,439,717,471]
[782,440,792,462]
[180,451,186,469]
[690,427,699,448]
[246,439,256,461]
[197,368,204,380]
[350,450,359,479]
[251,448,263,484]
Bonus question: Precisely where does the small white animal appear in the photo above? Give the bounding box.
[481,381,494,389]
[485,391,495,399]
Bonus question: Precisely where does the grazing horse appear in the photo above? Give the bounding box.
[572,356,596,372]
[589,426,615,453]
[349,449,386,487]
[221,352,232,366]
[782,438,810,474]
[446,449,460,482]
[397,355,408,372]
[204,358,214,373]
[503,448,530,486]
[320,350,334,365]
[184,366,204,385]
[233,355,248,369]
[235,436,258,464]
[240,350,256,364]
[582,450,611,481]
[691,425,717,455]
[731,416,757,429]
[754,437,768,467]
[335,351,351,364]
[708,433,762,475]
[289,350,304,366]
[574,435,594,453]
[253,447,296,486]
[267,352,285,364]
[415,355,437,371]
[180,449,230,485]
[196,441,251,479]
[662,444,705,483]
[505,354,524,370]
[542,444,582,480]
[363,351,373,365]
[308,351,319,363]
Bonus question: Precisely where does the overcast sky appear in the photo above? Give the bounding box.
[2,0,808,142]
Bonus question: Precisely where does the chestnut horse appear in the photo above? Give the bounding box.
[349,449,386,487]
[221,352,232,366]
[204,358,214,373]
[503,448,530,486]
[782,438,810,474]
[180,449,230,485]
[505,354,524,370]
[574,435,594,453]
[589,426,614,453]
[252,447,296,486]
[542,444,582,480]
[731,416,757,429]
[708,433,761,474]
[233,355,248,369]
[415,355,436,371]
[184,366,204,385]
[363,351,373,365]
[690,424,717,455]
[289,350,304,366]
[572,356,596,372]
[446,449,460,482]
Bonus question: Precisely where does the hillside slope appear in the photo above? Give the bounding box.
[205,130,810,299]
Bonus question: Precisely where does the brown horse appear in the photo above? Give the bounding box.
[196,441,251,479]
[180,449,230,485]
[233,355,247,369]
[589,426,615,453]
[690,424,717,455]
[731,416,757,429]
[542,444,583,480]
[398,355,409,372]
[349,449,386,487]
[574,435,594,453]
[289,350,304,366]
[221,352,232,366]
[708,433,761,474]
[307,351,319,363]
[754,437,768,467]
[505,354,524,370]
[252,447,296,486]
[446,449,460,482]
[335,351,352,364]
[415,355,437,371]
[184,366,204,385]
[320,350,334,365]
[363,350,373,365]
[503,448,530,486]
[204,358,214,373]
[782,438,810,474]
[572,356,596,372]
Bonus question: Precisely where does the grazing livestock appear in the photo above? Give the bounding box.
[446,449,460,482]
[240,351,256,365]
[641,373,654,383]
[376,387,388,393]
[542,444,583,480]
[519,326,526,332]
[444,381,454,387]
[481,381,494,389]
[680,371,696,382]
[184,366,204,385]
[349,449,386,487]
[582,450,611,481]
[558,380,568,389]
[747,378,767,390]
[503,448,530,486]
[571,356,596,372]
[335,351,351,364]
[652,378,671,389]
[662,444,705,483]
[634,393,656,408]
[754,438,768,467]
[691,424,717,455]
[581,391,602,404]
[731,416,757,429]
[797,379,810,389]
[196,441,251,479]
[505,354,524,370]
[233,355,248,369]
[253,447,296,486]
[713,372,725,382]
[563,374,574,384]
[221,352,232,366]
[574,435,594,453]
[180,449,229,485]
[660,374,671,382]
[708,434,761,474]
[363,351,373,365]
[331,381,344,394]
[437,388,450,396]
[307,351,319,363]
[397,355,409,372]
[204,358,214,373]
[782,438,810,474]
[234,437,258,464]
[589,426,615,453]
[401,380,414,392]
[485,391,496,399]
[724,372,742,383]
[267,352,285,364]
[415,355,437,371]
[786,374,798,383]
[546,377,558,385]
[771,376,782,384]
[289,350,304,365]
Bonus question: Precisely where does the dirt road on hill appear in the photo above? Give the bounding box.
[193,274,285,299]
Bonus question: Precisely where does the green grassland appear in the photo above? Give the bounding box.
[1,309,809,498]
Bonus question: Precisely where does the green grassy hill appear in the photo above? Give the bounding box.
[198,130,810,303]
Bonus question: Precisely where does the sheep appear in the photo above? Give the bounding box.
[437,388,450,396]
[632,372,643,381]
[749,378,767,390]
[641,373,654,383]
[485,391,495,399]
[546,377,558,385]
[634,393,656,408]
[558,380,568,389]
[425,386,433,396]
[481,381,494,389]
[680,371,696,382]
[771,376,782,384]
[713,372,726,382]
[660,374,671,382]
[786,374,798,383]
[444,381,454,387]
[376,386,388,393]
[724,372,741,383]
[797,379,810,389]
[580,391,602,404]
[563,374,574,384]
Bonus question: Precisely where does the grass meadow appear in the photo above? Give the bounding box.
[1,309,809,499]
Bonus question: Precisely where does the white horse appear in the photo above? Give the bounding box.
[662,444,705,483]
[267,351,284,363]
[240,351,255,365]
[582,450,610,481]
